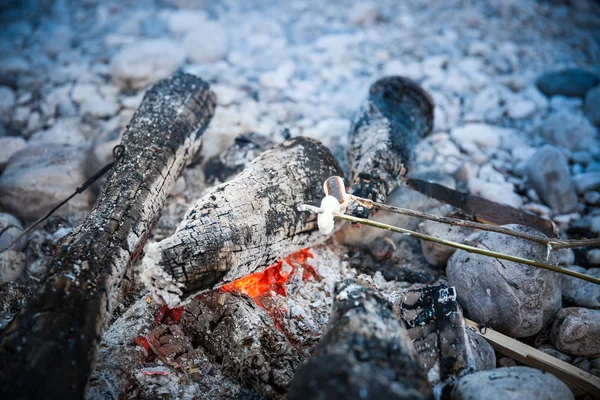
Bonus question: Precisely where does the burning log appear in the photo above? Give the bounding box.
[288,280,433,400]
[181,290,302,399]
[142,137,343,306]
[347,76,434,218]
[0,72,216,399]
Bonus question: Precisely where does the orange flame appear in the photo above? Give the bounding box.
[220,249,316,302]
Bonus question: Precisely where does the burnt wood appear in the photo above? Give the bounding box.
[142,136,343,306]
[0,72,216,399]
[347,76,434,218]
[288,280,433,400]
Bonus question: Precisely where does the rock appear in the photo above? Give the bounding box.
[526,145,578,214]
[451,123,500,151]
[585,191,600,205]
[0,144,93,220]
[536,69,600,98]
[465,328,496,371]
[573,172,600,194]
[39,22,73,58]
[183,21,229,64]
[572,150,592,165]
[587,249,600,266]
[497,357,518,368]
[550,95,582,111]
[111,39,185,90]
[140,15,169,38]
[259,61,296,89]
[450,367,574,400]
[558,249,576,266]
[507,100,536,119]
[0,86,15,116]
[467,178,522,208]
[348,2,379,25]
[0,213,25,251]
[161,9,208,36]
[561,266,600,308]
[418,205,475,268]
[537,345,572,363]
[585,85,600,127]
[542,110,598,151]
[573,357,590,372]
[550,307,600,357]
[0,137,26,167]
[447,225,561,337]
[0,250,27,284]
[29,117,89,146]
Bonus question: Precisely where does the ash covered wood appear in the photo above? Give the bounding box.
[347,76,434,218]
[181,290,302,399]
[142,136,343,306]
[289,279,433,400]
[0,72,216,399]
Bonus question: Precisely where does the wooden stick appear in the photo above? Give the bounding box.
[0,72,216,399]
[464,318,600,398]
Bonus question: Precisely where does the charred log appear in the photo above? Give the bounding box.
[288,280,433,400]
[181,290,302,399]
[0,72,216,400]
[142,137,343,306]
[347,76,434,218]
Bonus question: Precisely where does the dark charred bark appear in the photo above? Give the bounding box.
[288,280,433,400]
[181,290,302,399]
[0,72,216,400]
[142,137,343,306]
[347,76,434,218]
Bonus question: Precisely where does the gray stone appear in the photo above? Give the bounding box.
[39,23,73,58]
[550,307,600,357]
[450,366,574,400]
[587,249,600,266]
[418,205,475,268]
[0,86,15,116]
[561,266,600,308]
[558,249,576,266]
[29,117,89,146]
[0,144,94,221]
[450,123,501,151]
[584,191,600,205]
[111,39,185,90]
[348,2,380,25]
[536,69,600,98]
[467,178,522,208]
[542,110,598,151]
[585,85,600,127]
[573,172,600,194]
[507,100,536,120]
[0,137,26,167]
[587,162,600,173]
[526,145,578,214]
[0,250,27,285]
[447,225,561,337]
[0,213,25,251]
[465,328,496,371]
[572,151,593,165]
[537,345,572,363]
[183,21,229,64]
[497,357,518,368]
[572,357,590,372]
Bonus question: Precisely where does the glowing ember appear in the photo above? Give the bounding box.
[135,336,150,352]
[221,249,315,301]
[154,305,185,325]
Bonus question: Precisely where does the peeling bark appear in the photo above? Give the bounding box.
[142,137,343,306]
[181,290,302,399]
[347,76,434,217]
[0,72,216,400]
[288,280,433,400]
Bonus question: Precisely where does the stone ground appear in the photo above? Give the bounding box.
[1,0,600,399]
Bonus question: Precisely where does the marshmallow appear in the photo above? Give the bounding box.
[318,195,341,234]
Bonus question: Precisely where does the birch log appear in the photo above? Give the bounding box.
[0,72,216,400]
[347,76,434,217]
[288,280,433,400]
[142,137,343,306]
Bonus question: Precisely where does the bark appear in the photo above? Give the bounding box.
[181,290,302,399]
[288,280,433,400]
[347,76,434,217]
[0,72,216,400]
[142,136,343,306]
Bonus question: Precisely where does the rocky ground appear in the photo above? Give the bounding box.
[1,0,600,398]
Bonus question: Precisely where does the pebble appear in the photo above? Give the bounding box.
[0,144,94,220]
[0,86,16,116]
[39,22,73,58]
[550,95,583,111]
[450,367,574,400]
[0,250,27,285]
[550,307,600,357]
[507,100,536,119]
[418,205,474,268]
[450,123,500,151]
[29,118,89,146]
[0,137,27,167]
[561,266,600,308]
[259,61,296,90]
[111,39,185,90]
[497,357,518,368]
[161,9,208,36]
[467,178,522,208]
[348,2,379,25]
[542,109,598,151]
[183,21,229,64]
[465,328,496,371]
[0,213,25,251]
[573,172,600,194]
[536,69,600,98]
[447,225,561,337]
[526,145,578,214]
[558,249,576,266]
[587,249,600,266]
[537,345,572,363]
[585,85,600,127]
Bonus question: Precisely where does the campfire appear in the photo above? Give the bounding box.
[1,72,599,400]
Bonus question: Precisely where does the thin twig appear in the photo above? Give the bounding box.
[349,195,600,250]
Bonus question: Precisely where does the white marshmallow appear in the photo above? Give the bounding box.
[318,195,341,234]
